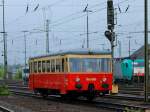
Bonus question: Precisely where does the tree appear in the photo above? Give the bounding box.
[0,66,4,79]
[14,69,22,80]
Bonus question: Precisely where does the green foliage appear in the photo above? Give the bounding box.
[0,85,10,96]
[14,69,22,80]
[0,66,4,79]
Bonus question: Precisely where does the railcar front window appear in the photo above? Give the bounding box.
[133,61,144,67]
[101,59,111,72]
[69,58,82,72]
[82,59,99,72]
[69,58,111,72]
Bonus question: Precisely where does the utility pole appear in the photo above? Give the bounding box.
[127,36,132,57]
[22,31,28,81]
[144,0,149,102]
[83,4,92,48]
[118,41,121,58]
[46,19,50,54]
[42,9,50,53]
[2,0,7,79]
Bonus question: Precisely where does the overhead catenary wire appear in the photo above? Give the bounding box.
[6,0,68,26]
[24,0,129,38]
[7,0,133,37]
[2,0,143,60]
[6,0,128,28]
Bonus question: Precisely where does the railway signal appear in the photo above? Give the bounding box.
[107,0,114,30]
[105,0,118,94]
[105,0,115,43]
[104,30,115,42]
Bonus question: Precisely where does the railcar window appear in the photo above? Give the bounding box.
[34,62,37,73]
[31,62,34,73]
[65,58,69,72]
[47,60,50,72]
[29,63,30,73]
[69,58,82,72]
[51,59,55,72]
[69,58,111,72]
[29,62,31,73]
[42,61,46,72]
[56,59,61,72]
[99,60,102,72]
[101,59,111,72]
[125,63,128,68]
[133,61,144,67]
[62,59,64,72]
[82,59,99,72]
[38,61,42,73]
[60,59,62,72]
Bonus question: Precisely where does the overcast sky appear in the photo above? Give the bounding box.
[0,0,150,65]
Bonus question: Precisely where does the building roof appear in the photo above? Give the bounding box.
[30,48,111,59]
[130,44,150,59]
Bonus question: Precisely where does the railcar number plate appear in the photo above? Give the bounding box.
[86,78,96,81]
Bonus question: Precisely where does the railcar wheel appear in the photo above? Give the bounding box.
[41,93,48,99]
[33,89,38,95]
[99,92,105,97]
[60,94,69,100]
[61,94,78,100]
[43,94,48,98]
[86,94,95,101]
[40,90,48,99]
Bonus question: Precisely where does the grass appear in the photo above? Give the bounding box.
[0,85,10,96]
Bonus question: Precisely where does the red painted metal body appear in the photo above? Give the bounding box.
[29,72,112,94]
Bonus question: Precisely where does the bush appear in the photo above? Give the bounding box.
[0,66,4,79]
[14,69,22,80]
[0,85,10,96]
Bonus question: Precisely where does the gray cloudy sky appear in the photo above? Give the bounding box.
[0,0,150,65]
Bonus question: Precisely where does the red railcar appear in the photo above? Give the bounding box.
[29,49,112,100]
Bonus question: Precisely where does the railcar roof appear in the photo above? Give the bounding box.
[29,48,111,59]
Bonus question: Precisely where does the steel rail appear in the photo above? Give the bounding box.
[8,85,146,101]
[0,106,14,112]
[9,89,150,112]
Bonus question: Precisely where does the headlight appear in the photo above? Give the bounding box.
[102,78,107,82]
[75,77,80,82]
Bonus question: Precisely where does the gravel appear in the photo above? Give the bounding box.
[0,95,113,112]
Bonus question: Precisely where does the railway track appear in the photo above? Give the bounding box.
[119,84,143,89]
[2,80,147,96]
[0,80,23,86]
[16,85,146,96]
[118,84,147,96]
[119,89,143,95]
[3,81,150,111]
[9,89,150,112]
[7,85,147,101]
[0,106,14,112]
